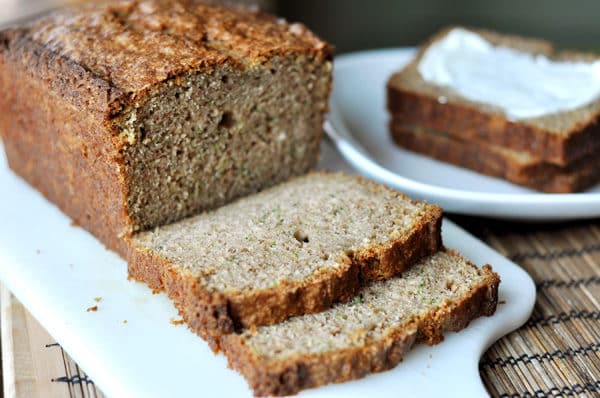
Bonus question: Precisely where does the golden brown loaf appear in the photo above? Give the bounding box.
[0,0,333,255]
[0,10,502,396]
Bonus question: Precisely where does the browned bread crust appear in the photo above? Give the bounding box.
[127,191,443,340]
[0,31,132,254]
[6,0,330,109]
[219,251,500,396]
[391,122,600,193]
[387,26,600,166]
[0,0,332,255]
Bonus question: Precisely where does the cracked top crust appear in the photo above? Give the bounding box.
[0,0,331,116]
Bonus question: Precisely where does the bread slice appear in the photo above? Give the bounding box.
[387,26,600,166]
[219,249,500,396]
[391,121,600,193]
[0,0,332,255]
[128,173,443,339]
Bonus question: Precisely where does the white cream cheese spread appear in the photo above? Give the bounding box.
[417,28,600,119]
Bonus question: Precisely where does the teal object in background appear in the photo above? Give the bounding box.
[277,0,600,54]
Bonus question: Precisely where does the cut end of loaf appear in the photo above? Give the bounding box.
[119,54,331,232]
[220,249,500,396]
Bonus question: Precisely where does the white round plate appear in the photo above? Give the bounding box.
[327,48,600,221]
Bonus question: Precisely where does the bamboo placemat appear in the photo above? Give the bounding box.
[1,219,599,397]
[452,216,600,398]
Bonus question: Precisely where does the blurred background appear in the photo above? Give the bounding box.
[0,0,598,53]
[277,0,600,53]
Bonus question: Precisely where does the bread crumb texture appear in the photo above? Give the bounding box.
[133,173,436,292]
[241,250,494,359]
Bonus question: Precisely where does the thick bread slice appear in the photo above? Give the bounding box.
[128,173,443,338]
[391,121,600,193]
[387,26,600,166]
[220,249,500,396]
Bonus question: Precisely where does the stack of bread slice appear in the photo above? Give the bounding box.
[128,173,500,395]
[387,27,600,193]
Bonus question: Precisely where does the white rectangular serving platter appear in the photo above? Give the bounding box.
[0,140,535,397]
[327,48,600,221]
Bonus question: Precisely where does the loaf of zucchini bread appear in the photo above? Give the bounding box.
[0,0,332,255]
[0,6,502,396]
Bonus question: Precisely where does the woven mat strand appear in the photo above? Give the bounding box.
[454,217,600,398]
